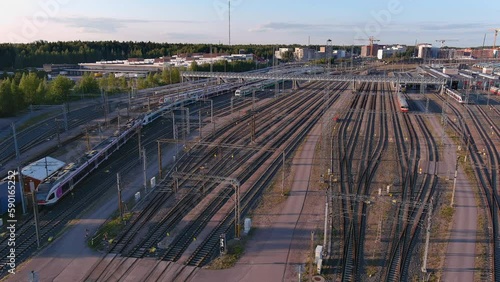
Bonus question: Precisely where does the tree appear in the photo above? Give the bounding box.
[48,75,74,103]
[281,51,295,62]
[0,79,15,117]
[189,61,199,71]
[77,73,99,94]
[19,72,44,105]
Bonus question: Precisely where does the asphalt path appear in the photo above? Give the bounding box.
[191,123,322,282]
[424,107,477,282]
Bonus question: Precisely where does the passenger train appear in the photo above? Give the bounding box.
[396,92,409,112]
[444,87,472,104]
[490,86,500,96]
[36,119,141,205]
[36,85,227,205]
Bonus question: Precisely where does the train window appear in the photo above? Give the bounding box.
[62,182,71,194]
[48,193,55,201]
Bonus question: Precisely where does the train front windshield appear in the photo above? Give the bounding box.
[36,183,52,201]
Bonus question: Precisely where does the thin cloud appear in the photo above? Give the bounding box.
[249,22,358,32]
[52,17,202,33]
[416,22,490,31]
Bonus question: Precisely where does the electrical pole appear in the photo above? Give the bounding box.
[282,150,285,196]
[117,173,123,222]
[323,191,328,256]
[211,100,215,134]
[55,119,61,147]
[309,231,314,281]
[199,107,202,139]
[11,123,20,159]
[18,167,26,214]
[137,126,142,161]
[29,181,40,248]
[62,104,68,131]
[85,127,91,151]
[451,156,459,207]
[103,91,108,127]
[185,107,190,135]
[228,0,231,46]
[158,142,162,179]
[421,197,434,274]
[143,147,147,193]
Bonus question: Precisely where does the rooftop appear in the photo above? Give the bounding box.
[22,156,66,182]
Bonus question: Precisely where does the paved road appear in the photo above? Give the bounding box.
[425,112,477,282]
[191,124,322,282]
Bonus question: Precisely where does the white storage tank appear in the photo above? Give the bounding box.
[244,218,252,235]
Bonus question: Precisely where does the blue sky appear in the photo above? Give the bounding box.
[1,0,499,47]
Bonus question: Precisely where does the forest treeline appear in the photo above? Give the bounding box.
[0,40,358,69]
[0,41,360,117]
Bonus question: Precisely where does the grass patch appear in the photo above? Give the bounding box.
[366,265,377,278]
[87,212,133,251]
[440,206,454,221]
[206,237,247,269]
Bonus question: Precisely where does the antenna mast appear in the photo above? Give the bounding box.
[228,0,231,46]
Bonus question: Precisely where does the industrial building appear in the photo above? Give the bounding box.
[377,45,407,59]
[294,47,316,61]
[54,53,255,77]
[274,48,294,60]
[417,44,437,59]
[361,44,380,57]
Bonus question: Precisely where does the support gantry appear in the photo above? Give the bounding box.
[181,71,446,85]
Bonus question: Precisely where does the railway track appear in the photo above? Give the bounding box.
[159,82,333,262]
[435,92,500,281]
[384,86,439,281]
[82,81,342,280]
[185,83,345,267]
[337,82,389,281]
[0,118,176,278]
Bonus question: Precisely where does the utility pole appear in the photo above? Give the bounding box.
[309,231,314,281]
[228,0,231,46]
[55,119,61,147]
[11,123,20,159]
[451,156,459,207]
[18,167,26,214]
[199,107,202,139]
[185,107,190,135]
[137,126,142,161]
[117,173,123,222]
[62,104,68,131]
[29,181,40,248]
[85,127,91,151]
[323,190,328,256]
[143,147,147,193]
[158,142,163,179]
[282,150,285,196]
[421,197,434,274]
[103,91,108,126]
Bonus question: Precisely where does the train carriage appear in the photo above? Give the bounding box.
[397,92,409,112]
